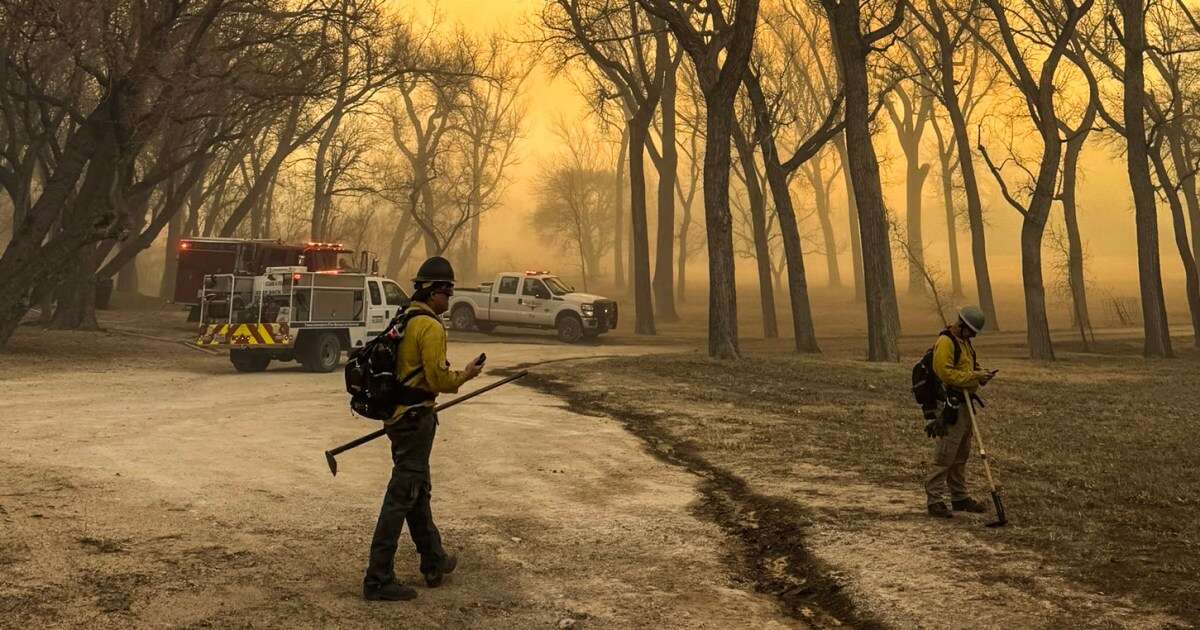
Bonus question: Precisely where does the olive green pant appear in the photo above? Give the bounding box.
[924,409,974,505]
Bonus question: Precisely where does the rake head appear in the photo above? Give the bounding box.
[985,490,1008,527]
[325,450,339,477]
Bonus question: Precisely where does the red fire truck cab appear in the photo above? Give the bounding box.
[174,238,360,313]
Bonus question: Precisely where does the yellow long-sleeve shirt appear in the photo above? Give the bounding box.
[932,333,979,392]
[392,302,469,419]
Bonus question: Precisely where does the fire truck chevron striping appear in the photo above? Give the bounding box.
[197,323,292,347]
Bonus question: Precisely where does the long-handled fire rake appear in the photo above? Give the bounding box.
[960,393,1008,527]
[324,371,528,476]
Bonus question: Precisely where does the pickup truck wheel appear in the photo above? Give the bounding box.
[300,332,341,372]
[230,349,271,372]
[556,313,584,344]
[450,305,477,331]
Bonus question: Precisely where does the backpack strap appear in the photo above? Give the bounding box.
[965,337,978,370]
[939,329,963,365]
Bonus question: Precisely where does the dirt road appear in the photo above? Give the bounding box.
[0,326,802,629]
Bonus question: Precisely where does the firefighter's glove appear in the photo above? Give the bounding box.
[925,417,949,438]
[975,369,997,387]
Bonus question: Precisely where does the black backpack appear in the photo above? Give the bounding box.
[911,330,974,420]
[344,310,437,421]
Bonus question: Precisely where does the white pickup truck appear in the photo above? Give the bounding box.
[448,272,618,343]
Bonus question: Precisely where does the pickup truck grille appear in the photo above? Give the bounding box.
[594,300,618,330]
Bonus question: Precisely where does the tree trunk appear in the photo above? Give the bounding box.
[700,102,740,358]
[1150,146,1200,346]
[807,159,843,288]
[677,198,691,303]
[628,118,657,335]
[936,139,964,297]
[652,65,679,321]
[826,2,901,361]
[930,1,999,329]
[1166,127,1200,267]
[743,71,820,352]
[218,105,300,237]
[835,137,864,301]
[0,106,103,348]
[614,127,628,291]
[1061,132,1093,349]
[905,159,931,294]
[160,208,182,299]
[1120,0,1173,358]
[467,208,481,282]
[758,158,820,353]
[732,125,778,338]
[1017,130,1062,360]
[50,249,100,330]
[888,94,932,296]
[312,107,346,242]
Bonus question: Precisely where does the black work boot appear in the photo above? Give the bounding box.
[952,497,988,513]
[363,582,418,601]
[424,553,458,588]
[927,502,953,518]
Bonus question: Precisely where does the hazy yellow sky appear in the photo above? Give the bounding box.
[400,0,1184,308]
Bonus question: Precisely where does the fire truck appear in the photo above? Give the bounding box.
[173,238,360,318]
[195,263,410,373]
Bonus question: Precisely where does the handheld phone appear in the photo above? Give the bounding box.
[474,353,487,367]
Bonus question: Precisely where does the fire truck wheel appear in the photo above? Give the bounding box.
[300,332,341,373]
[230,350,271,373]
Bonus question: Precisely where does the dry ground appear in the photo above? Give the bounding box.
[3,290,1199,629]
[520,329,1200,628]
[0,306,806,630]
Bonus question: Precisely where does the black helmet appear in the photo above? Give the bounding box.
[412,256,455,285]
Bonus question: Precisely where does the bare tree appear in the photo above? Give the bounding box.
[884,78,936,296]
[0,0,361,344]
[540,0,673,335]
[910,0,1001,327]
[972,0,1096,360]
[638,0,762,359]
[731,117,779,339]
[929,121,964,297]
[784,1,866,301]
[674,63,705,303]
[817,0,907,361]
[533,121,617,288]
[798,146,844,289]
[456,36,528,282]
[739,1,848,353]
[385,62,472,257]
[1110,0,1174,356]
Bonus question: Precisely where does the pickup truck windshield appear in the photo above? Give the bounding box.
[544,277,574,296]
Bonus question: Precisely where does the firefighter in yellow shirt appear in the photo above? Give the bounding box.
[363,256,483,602]
[925,306,997,519]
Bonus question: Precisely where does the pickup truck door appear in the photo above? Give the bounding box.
[520,278,555,326]
[366,280,389,335]
[489,275,522,324]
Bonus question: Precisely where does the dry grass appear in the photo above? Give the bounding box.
[550,333,1200,622]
